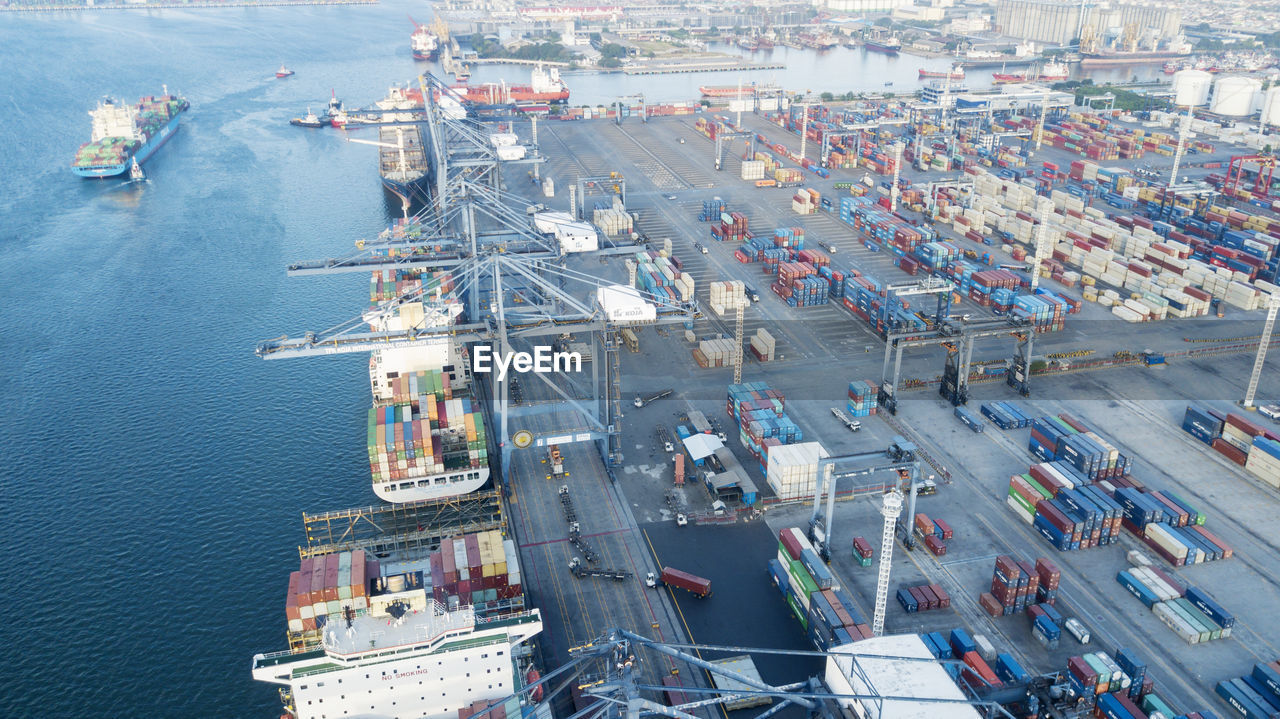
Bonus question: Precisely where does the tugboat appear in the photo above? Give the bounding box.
[128,158,145,181]
[289,107,326,128]
[275,64,295,78]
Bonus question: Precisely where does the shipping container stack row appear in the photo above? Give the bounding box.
[283,530,523,647]
[368,396,486,486]
[896,583,951,613]
[457,696,523,719]
[1074,643,1222,719]
[980,401,1032,430]
[1217,661,1280,719]
[952,166,1276,313]
[978,555,1060,618]
[711,210,751,242]
[772,261,832,307]
[430,531,524,610]
[1182,405,1280,488]
[750,328,776,362]
[693,337,739,369]
[632,250,694,304]
[285,550,375,635]
[912,512,951,556]
[369,268,453,303]
[699,198,727,222]
[733,228,805,266]
[1007,466,1124,552]
[928,628,1006,694]
[708,280,746,317]
[1024,412,1237,565]
[1115,563,1234,644]
[792,188,821,215]
[769,528,874,650]
[847,380,878,418]
[727,382,805,478]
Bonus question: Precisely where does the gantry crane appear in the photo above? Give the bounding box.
[877,315,1035,414]
[482,626,1051,719]
[1224,155,1276,198]
[258,76,698,481]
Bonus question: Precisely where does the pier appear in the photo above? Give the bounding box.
[623,60,786,75]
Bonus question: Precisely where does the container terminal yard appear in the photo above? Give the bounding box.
[252,73,1280,719]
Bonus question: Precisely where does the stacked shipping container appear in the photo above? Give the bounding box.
[769,528,873,649]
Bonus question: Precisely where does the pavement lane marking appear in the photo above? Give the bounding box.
[642,527,729,719]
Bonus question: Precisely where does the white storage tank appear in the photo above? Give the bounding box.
[1211,76,1262,117]
[1261,87,1280,127]
[1171,69,1212,107]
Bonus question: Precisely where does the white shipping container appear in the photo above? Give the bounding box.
[1007,494,1034,524]
[1143,524,1188,559]
[1154,602,1201,644]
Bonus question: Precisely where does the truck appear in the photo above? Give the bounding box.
[545,444,565,478]
[830,407,862,431]
[658,567,712,598]
[634,388,674,408]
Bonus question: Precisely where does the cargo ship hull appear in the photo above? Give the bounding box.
[413,48,440,61]
[862,39,901,54]
[919,70,965,80]
[1080,51,1190,67]
[456,85,569,104]
[73,111,182,178]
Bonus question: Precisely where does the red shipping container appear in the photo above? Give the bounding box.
[934,519,954,540]
[1190,525,1232,559]
[929,584,950,609]
[1211,438,1248,465]
[780,528,806,560]
[961,651,1002,688]
[285,572,301,620]
[924,534,947,556]
[1035,558,1061,590]
[979,592,1003,617]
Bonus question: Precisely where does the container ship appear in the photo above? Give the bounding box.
[1080,49,1190,67]
[993,60,1069,84]
[375,124,433,208]
[919,67,965,81]
[454,65,569,104]
[411,17,440,61]
[252,532,543,719]
[363,287,490,503]
[71,88,188,178]
[862,37,901,54]
[699,84,756,98]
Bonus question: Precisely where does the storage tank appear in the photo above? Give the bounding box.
[1171,70,1212,107]
[1211,76,1262,117]
[1261,88,1280,127]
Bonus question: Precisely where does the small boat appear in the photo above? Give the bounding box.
[290,107,326,128]
[276,64,295,78]
[128,158,145,181]
[884,81,894,86]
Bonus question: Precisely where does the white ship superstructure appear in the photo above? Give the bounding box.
[255,536,541,719]
[90,99,141,143]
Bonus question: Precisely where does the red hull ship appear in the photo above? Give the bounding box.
[919,68,965,80]
[454,65,569,104]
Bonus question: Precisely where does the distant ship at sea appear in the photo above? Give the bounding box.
[71,88,188,178]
